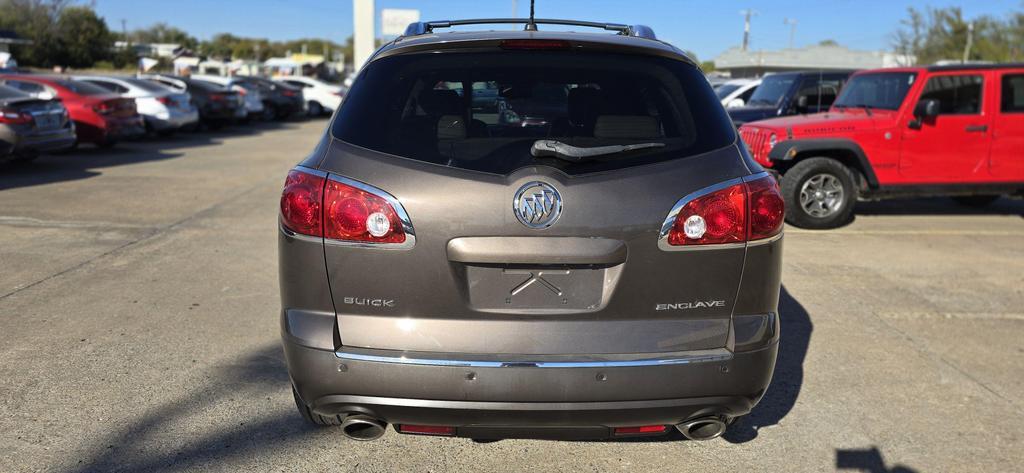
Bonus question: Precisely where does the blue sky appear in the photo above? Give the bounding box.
[92,0,1020,60]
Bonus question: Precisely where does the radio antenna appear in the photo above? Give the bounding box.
[525,0,538,31]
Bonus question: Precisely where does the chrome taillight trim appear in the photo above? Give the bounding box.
[279,167,416,250]
[335,347,733,368]
[657,171,779,252]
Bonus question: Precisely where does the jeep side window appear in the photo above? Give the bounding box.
[1001,74,1024,113]
[918,75,983,115]
[795,77,843,111]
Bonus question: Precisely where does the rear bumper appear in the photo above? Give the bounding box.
[3,127,77,154]
[283,335,777,436]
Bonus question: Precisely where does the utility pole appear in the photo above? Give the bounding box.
[739,9,758,52]
[512,0,517,17]
[962,22,974,63]
[784,18,798,49]
[121,19,127,44]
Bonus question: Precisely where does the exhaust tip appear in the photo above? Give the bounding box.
[676,416,727,441]
[340,415,387,441]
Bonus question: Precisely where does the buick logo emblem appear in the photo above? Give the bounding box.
[513,181,562,229]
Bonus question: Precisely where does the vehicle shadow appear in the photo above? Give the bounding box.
[65,344,320,473]
[836,447,918,473]
[0,146,185,191]
[854,196,1024,218]
[721,285,811,443]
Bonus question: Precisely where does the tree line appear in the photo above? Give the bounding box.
[1,1,1021,70]
[0,0,352,69]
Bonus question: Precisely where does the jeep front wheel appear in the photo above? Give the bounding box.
[781,158,857,229]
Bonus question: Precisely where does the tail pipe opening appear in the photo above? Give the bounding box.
[340,414,388,441]
[676,416,728,441]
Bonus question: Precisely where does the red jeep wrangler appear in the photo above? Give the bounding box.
[740,64,1024,229]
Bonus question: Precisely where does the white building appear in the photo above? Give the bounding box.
[714,45,915,78]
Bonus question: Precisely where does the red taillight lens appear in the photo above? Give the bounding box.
[499,39,571,50]
[156,96,171,105]
[323,179,405,243]
[666,174,784,247]
[613,425,668,435]
[746,175,785,240]
[209,93,226,102]
[668,183,747,246]
[0,108,32,124]
[397,424,456,436]
[280,169,325,237]
[281,89,297,97]
[93,101,115,114]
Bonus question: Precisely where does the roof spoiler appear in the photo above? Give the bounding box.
[403,18,656,40]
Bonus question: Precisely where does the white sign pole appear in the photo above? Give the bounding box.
[353,0,375,72]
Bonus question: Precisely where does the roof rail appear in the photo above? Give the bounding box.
[403,18,657,40]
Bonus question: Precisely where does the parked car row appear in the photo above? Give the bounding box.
[0,72,345,163]
[731,63,1024,229]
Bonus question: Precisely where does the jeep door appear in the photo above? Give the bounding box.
[900,72,993,182]
[990,71,1024,181]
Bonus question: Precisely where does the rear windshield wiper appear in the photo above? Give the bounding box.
[531,140,666,163]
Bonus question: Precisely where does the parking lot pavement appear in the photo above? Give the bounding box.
[0,121,1021,472]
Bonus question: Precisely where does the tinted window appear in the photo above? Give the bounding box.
[1002,74,1024,113]
[834,72,916,110]
[746,74,797,107]
[0,83,28,99]
[331,51,735,175]
[715,84,741,99]
[795,76,844,110]
[83,80,126,93]
[919,75,983,115]
[187,79,228,92]
[53,79,110,96]
[5,80,45,94]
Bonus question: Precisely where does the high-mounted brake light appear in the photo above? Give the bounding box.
[661,173,784,249]
[499,39,571,50]
[280,168,414,248]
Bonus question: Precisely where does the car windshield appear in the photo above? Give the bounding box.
[715,84,742,99]
[53,79,110,96]
[331,51,735,175]
[833,72,917,111]
[746,75,796,107]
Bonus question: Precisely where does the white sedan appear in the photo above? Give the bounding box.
[273,76,345,116]
[716,78,761,108]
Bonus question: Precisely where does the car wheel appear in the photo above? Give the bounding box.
[952,195,1000,207]
[262,105,276,121]
[781,157,857,229]
[11,152,39,163]
[307,101,323,117]
[96,139,117,149]
[292,387,343,426]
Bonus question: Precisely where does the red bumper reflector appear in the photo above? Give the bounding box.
[398,424,456,436]
[613,425,668,435]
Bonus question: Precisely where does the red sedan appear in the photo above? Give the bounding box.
[0,74,145,148]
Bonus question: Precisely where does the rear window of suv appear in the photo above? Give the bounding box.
[331,51,735,175]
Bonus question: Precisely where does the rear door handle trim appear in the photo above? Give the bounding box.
[965,125,988,132]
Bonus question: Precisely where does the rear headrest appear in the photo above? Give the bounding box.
[567,87,605,126]
[436,115,466,140]
[593,115,661,139]
[418,89,461,116]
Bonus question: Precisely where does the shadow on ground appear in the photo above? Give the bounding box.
[836,447,918,473]
[854,196,1023,218]
[722,285,811,443]
[66,344,316,473]
[0,119,310,191]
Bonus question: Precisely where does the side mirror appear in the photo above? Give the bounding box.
[913,98,939,119]
[726,98,745,108]
[909,98,939,129]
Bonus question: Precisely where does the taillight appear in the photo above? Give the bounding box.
[323,178,405,244]
[280,169,325,237]
[209,93,226,102]
[746,175,785,240]
[0,108,32,125]
[281,89,297,97]
[93,101,115,114]
[280,168,414,247]
[661,173,784,248]
[156,96,172,105]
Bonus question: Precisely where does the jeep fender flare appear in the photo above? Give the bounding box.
[768,138,879,188]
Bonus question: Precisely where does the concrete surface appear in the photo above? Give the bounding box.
[1,120,1021,472]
